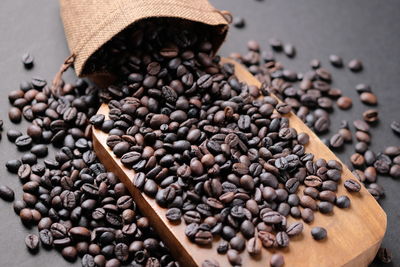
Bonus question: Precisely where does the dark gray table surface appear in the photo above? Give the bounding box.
[0,0,399,266]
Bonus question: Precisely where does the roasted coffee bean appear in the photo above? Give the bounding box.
[362,109,378,123]
[166,208,182,222]
[360,92,377,105]
[227,249,242,266]
[329,54,343,67]
[258,231,275,248]
[25,234,40,252]
[390,121,400,135]
[246,237,261,255]
[270,254,285,267]
[9,107,22,123]
[202,259,220,267]
[276,231,289,247]
[329,133,344,148]
[15,135,33,149]
[39,229,53,247]
[344,179,361,192]
[229,235,245,251]
[336,195,351,208]
[376,247,392,264]
[311,227,327,240]
[21,53,34,68]
[286,222,303,236]
[0,185,15,201]
[348,59,363,72]
[233,16,245,28]
[336,96,352,110]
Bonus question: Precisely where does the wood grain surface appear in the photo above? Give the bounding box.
[92,58,386,267]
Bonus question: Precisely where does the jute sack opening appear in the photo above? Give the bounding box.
[58,0,230,86]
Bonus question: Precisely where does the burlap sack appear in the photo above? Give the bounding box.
[59,0,230,79]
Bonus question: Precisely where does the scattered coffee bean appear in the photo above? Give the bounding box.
[233,17,245,28]
[348,59,363,72]
[360,92,377,105]
[21,53,34,69]
[344,179,361,192]
[336,96,352,110]
[329,54,343,67]
[0,185,15,201]
[25,234,39,252]
[311,227,327,241]
[270,253,285,267]
[376,247,392,263]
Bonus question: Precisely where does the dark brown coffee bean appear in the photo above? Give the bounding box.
[39,229,53,247]
[336,195,351,208]
[360,92,377,105]
[9,107,22,123]
[344,179,361,192]
[202,259,220,267]
[348,59,363,72]
[304,175,322,188]
[270,254,285,267]
[362,109,379,123]
[329,54,343,67]
[311,226,327,240]
[350,153,365,167]
[336,96,352,110]
[227,249,242,266]
[25,234,39,251]
[286,222,303,236]
[330,133,344,148]
[246,237,261,255]
[390,121,400,135]
[0,185,15,201]
[376,247,392,263]
[258,231,275,248]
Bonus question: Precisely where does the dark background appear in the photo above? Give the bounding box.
[0,0,399,266]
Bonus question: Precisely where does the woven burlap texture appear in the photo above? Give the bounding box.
[60,0,229,77]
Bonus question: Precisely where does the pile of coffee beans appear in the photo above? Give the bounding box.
[4,77,179,267]
[1,14,397,267]
[230,38,399,263]
[85,20,363,266]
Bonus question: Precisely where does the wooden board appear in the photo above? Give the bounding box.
[92,58,386,267]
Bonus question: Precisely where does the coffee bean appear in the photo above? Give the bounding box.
[270,254,285,267]
[166,208,182,222]
[39,229,53,247]
[348,59,363,72]
[0,185,15,201]
[360,92,377,105]
[329,54,343,67]
[390,121,400,135]
[376,247,392,263]
[21,53,34,68]
[202,259,220,267]
[9,107,22,123]
[336,96,352,110]
[362,109,379,123]
[283,43,296,58]
[286,222,303,236]
[230,235,245,251]
[227,249,242,266]
[330,133,344,148]
[233,17,245,28]
[311,227,327,240]
[15,135,33,149]
[344,179,361,192]
[336,195,351,208]
[246,237,261,255]
[62,246,78,262]
[25,234,40,252]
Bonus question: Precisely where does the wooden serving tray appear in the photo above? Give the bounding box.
[92,58,386,267]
